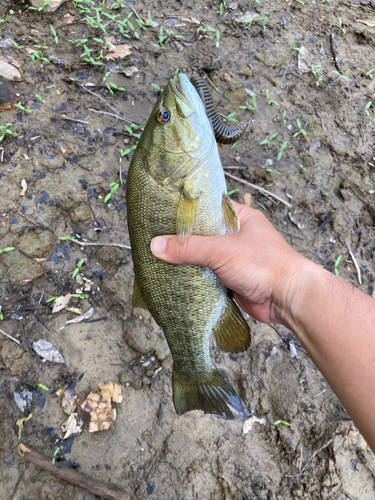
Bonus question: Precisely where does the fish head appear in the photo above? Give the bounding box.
[140,73,215,188]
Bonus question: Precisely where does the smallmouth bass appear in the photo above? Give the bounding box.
[126,73,250,420]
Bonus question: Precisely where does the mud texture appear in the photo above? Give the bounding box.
[1,0,375,499]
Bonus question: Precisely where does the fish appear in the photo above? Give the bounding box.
[126,73,251,420]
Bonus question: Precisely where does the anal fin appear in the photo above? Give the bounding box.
[133,276,149,310]
[212,296,251,353]
[222,193,239,233]
[173,366,245,420]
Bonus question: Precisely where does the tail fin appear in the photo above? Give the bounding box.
[172,366,245,420]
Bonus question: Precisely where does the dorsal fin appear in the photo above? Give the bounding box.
[212,296,251,353]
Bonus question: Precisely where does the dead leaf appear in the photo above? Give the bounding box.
[33,339,65,363]
[61,413,83,439]
[60,146,66,154]
[65,307,83,315]
[22,153,30,160]
[16,413,32,439]
[34,257,46,262]
[19,179,27,197]
[244,193,252,206]
[358,19,375,27]
[81,381,122,433]
[52,293,71,313]
[64,13,75,24]
[104,44,132,60]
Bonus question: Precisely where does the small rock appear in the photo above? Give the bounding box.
[28,0,68,12]
[40,155,64,170]
[123,66,138,78]
[69,204,91,223]
[254,168,273,182]
[18,230,54,258]
[223,73,231,82]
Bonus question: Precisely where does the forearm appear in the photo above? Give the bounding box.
[283,260,375,451]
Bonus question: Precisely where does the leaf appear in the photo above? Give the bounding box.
[104,44,132,60]
[19,179,27,196]
[358,19,375,27]
[37,383,49,391]
[52,293,72,313]
[16,413,32,439]
[274,420,291,426]
[33,339,65,363]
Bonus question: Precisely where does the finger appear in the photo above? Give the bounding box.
[150,234,222,267]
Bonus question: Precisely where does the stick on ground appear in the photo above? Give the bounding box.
[224,172,292,208]
[18,443,130,500]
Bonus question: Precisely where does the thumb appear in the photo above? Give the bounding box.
[150,234,219,267]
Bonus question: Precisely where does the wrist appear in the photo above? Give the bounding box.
[271,252,319,329]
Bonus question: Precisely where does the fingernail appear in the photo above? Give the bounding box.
[150,236,167,256]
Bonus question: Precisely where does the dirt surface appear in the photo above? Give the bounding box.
[1,0,375,498]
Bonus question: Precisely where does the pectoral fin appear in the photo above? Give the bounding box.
[212,296,251,353]
[133,276,149,310]
[222,193,240,233]
[176,194,199,240]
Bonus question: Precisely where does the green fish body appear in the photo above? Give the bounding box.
[126,74,250,420]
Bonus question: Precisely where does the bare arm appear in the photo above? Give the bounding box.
[150,202,375,452]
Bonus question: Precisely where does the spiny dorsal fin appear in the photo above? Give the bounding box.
[222,193,240,233]
[176,194,199,241]
[133,276,149,310]
[173,366,246,420]
[212,296,251,353]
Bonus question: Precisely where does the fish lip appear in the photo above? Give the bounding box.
[168,74,191,105]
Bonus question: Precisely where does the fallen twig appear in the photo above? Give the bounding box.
[345,240,362,285]
[82,86,142,126]
[61,116,89,125]
[17,210,41,227]
[129,4,143,21]
[0,328,20,345]
[330,34,341,73]
[283,439,333,497]
[18,443,130,500]
[203,72,222,95]
[224,172,292,208]
[70,238,131,250]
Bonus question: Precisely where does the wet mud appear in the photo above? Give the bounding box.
[1,0,375,498]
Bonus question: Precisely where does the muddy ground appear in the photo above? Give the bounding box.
[1,0,375,498]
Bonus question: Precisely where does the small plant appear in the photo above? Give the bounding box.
[46,296,58,303]
[291,40,301,53]
[293,119,307,137]
[10,39,24,49]
[71,293,89,299]
[124,124,141,138]
[262,89,279,106]
[260,133,278,146]
[217,1,226,15]
[0,16,11,23]
[274,420,291,427]
[0,246,15,254]
[50,25,58,44]
[0,123,17,142]
[37,383,49,391]
[364,101,372,116]
[120,144,137,157]
[369,189,375,194]
[239,95,257,111]
[366,68,375,77]
[339,17,345,35]
[29,0,53,11]
[334,254,342,276]
[277,141,288,160]
[0,306,3,321]
[332,70,349,81]
[316,76,323,86]
[36,94,46,103]
[151,83,162,92]
[105,180,120,203]
[299,164,307,172]
[72,259,85,279]
[226,112,237,122]
[227,189,239,196]
[52,446,60,466]
[15,103,32,114]
[266,168,281,175]
[153,26,170,49]
[311,64,321,76]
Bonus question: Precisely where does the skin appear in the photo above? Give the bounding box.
[150,201,375,453]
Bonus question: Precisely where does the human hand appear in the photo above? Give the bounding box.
[150,202,308,325]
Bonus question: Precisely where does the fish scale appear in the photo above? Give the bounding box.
[126,73,251,420]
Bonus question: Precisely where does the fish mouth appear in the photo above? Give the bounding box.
[168,74,192,106]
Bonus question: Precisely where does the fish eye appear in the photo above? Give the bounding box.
[157,108,170,124]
